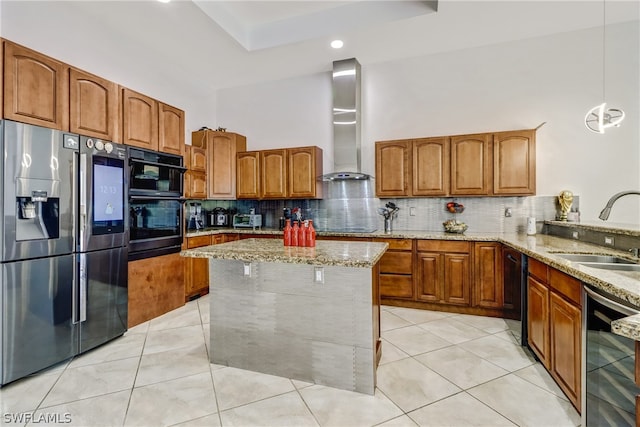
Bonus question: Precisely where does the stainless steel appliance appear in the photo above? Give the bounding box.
[0,120,128,386]
[233,213,262,229]
[187,202,204,230]
[582,285,640,426]
[212,207,230,227]
[127,147,185,260]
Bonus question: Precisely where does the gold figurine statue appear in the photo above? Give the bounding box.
[558,190,573,221]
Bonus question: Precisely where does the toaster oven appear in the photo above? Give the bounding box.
[233,214,262,229]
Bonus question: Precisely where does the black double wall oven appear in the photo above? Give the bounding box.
[127,147,186,261]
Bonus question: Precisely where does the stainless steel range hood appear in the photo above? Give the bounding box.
[322,58,371,181]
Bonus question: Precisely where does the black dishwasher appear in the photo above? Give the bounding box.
[503,247,526,344]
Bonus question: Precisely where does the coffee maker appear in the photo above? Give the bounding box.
[210,207,230,227]
[187,202,204,230]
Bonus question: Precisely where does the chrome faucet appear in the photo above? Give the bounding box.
[598,190,640,220]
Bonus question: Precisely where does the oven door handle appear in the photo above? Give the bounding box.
[129,158,187,171]
[584,285,640,317]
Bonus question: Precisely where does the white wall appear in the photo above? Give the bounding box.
[217,22,640,225]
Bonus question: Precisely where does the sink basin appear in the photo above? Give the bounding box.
[554,253,635,264]
[578,262,640,272]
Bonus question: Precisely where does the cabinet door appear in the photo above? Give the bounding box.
[122,88,158,150]
[413,137,449,196]
[473,242,503,309]
[237,151,260,199]
[186,171,207,199]
[209,132,246,199]
[4,41,69,130]
[187,145,207,172]
[375,140,411,197]
[527,275,550,368]
[550,292,581,411]
[69,68,118,140]
[416,252,441,302]
[261,149,287,199]
[443,253,470,306]
[288,146,322,199]
[450,133,491,195]
[493,130,536,195]
[379,275,414,299]
[158,102,184,156]
[184,236,211,300]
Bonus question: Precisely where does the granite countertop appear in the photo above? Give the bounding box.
[184,227,640,340]
[182,238,389,268]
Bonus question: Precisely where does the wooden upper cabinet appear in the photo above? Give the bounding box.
[493,130,536,195]
[3,41,69,130]
[413,137,449,196]
[188,144,207,172]
[158,102,184,156]
[288,146,323,199]
[207,131,246,199]
[70,68,119,140]
[375,140,411,197]
[1,40,4,119]
[236,151,260,199]
[261,149,287,199]
[450,133,492,195]
[122,88,158,151]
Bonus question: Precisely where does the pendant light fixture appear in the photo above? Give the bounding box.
[584,0,625,134]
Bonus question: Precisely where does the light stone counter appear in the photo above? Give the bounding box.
[183,229,640,340]
[182,238,388,268]
[182,238,387,395]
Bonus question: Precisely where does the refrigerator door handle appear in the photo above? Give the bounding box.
[72,254,80,324]
[79,253,88,323]
[79,152,88,253]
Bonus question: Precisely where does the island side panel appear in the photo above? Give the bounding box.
[209,258,377,395]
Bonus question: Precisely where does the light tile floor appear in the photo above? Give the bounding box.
[0,295,581,426]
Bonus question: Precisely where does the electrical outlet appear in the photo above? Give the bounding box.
[243,262,252,277]
[604,236,615,246]
[314,267,324,284]
[410,207,416,216]
[572,231,579,239]
[504,208,512,217]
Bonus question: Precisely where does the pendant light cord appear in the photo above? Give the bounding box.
[602,0,606,102]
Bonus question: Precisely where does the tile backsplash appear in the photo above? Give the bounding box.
[189,180,577,234]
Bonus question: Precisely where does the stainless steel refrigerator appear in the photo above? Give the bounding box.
[0,120,128,386]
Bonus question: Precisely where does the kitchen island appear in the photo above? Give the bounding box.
[182,238,388,395]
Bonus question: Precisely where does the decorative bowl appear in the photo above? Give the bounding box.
[443,220,468,234]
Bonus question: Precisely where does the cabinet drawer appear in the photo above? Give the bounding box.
[379,251,413,275]
[380,274,414,299]
[373,238,413,250]
[529,258,549,282]
[186,235,211,248]
[549,268,582,306]
[416,240,469,253]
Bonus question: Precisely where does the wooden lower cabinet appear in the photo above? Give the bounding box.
[416,240,471,306]
[550,291,581,409]
[527,275,550,368]
[375,238,414,300]
[527,257,581,411]
[128,252,185,328]
[183,234,232,301]
[473,242,503,309]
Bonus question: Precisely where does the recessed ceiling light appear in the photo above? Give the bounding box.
[330,40,344,49]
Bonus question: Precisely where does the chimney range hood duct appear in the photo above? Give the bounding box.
[322,58,371,181]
